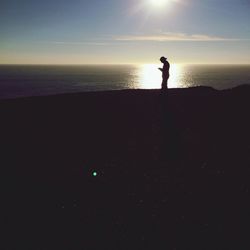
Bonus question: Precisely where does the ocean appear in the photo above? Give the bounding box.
[0,64,250,99]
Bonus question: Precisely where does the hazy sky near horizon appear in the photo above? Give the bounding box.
[1,0,250,64]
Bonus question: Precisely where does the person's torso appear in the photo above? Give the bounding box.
[163,62,170,76]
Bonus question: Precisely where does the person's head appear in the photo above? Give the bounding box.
[160,56,167,63]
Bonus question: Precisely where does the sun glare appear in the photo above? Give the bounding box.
[148,0,170,7]
[138,64,182,89]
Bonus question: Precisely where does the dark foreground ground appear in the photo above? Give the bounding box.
[1,86,250,249]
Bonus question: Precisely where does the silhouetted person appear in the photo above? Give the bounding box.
[158,56,170,90]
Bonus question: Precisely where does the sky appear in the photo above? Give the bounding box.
[1,0,250,64]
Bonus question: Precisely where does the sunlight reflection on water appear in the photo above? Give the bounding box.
[1,64,249,100]
[135,64,187,89]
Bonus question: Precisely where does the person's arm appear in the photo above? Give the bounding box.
[158,68,163,72]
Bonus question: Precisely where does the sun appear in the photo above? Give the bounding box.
[148,0,170,7]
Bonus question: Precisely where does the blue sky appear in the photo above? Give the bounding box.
[1,0,250,64]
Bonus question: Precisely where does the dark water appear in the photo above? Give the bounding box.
[0,64,249,99]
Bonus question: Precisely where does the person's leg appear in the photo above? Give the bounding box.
[161,78,168,90]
